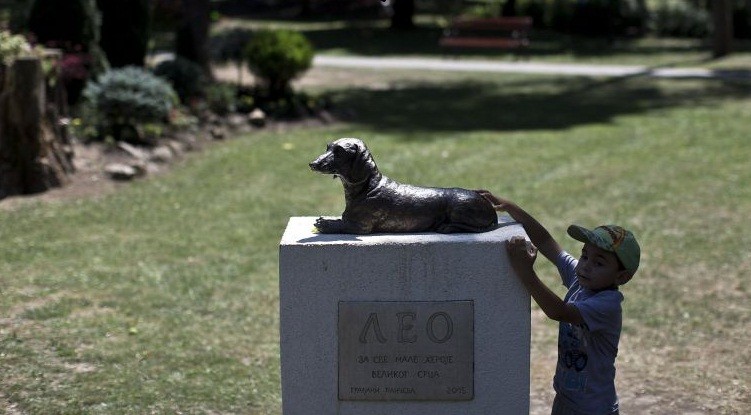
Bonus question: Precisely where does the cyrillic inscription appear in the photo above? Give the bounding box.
[338,301,474,401]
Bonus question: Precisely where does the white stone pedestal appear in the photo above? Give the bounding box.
[279,217,530,415]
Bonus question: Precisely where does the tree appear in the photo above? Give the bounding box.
[391,0,416,30]
[25,0,107,72]
[712,0,734,57]
[300,0,313,17]
[501,0,517,16]
[26,0,94,46]
[97,0,152,67]
[175,0,213,80]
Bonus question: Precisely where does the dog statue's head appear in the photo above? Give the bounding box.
[309,138,378,185]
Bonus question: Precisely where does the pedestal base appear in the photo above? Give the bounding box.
[279,217,530,414]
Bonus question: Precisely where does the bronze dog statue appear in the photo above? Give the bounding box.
[309,138,497,234]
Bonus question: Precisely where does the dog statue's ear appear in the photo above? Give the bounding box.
[348,144,376,184]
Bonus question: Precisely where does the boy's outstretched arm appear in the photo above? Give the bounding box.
[507,236,583,325]
[476,191,563,263]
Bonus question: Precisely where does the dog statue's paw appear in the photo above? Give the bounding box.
[314,217,341,234]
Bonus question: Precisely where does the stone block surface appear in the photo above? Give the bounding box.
[279,216,530,415]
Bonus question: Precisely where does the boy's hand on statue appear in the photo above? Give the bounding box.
[506,236,537,274]
[474,190,512,212]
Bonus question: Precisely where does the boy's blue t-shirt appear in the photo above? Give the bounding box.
[554,251,623,414]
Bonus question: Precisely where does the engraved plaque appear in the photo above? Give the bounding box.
[338,301,474,401]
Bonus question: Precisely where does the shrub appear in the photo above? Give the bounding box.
[59,52,93,105]
[0,31,32,64]
[153,57,207,103]
[244,29,314,99]
[82,66,177,142]
[0,31,56,87]
[205,83,237,116]
[210,28,254,85]
[649,1,710,38]
[210,28,254,64]
[542,0,646,36]
[462,3,500,19]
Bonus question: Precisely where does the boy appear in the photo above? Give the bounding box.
[478,191,640,415]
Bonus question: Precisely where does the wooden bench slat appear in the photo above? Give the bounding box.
[439,37,529,49]
[439,16,532,51]
[450,17,533,32]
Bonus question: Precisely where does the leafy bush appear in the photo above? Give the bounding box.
[649,0,710,38]
[210,29,255,64]
[244,29,314,99]
[462,3,501,19]
[0,31,56,89]
[0,31,32,64]
[205,83,237,116]
[82,66,177,142]
[210,28,254,81]
[153,57,207,103]
[59,52,93,105]
[536,0,646,36]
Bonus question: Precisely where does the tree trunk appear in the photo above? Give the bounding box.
[390,0,416,30]
[97,0,151,67]
[501,0,517,17]
[175,0,213,80]
[0,58,73,199]
[26,0,107,74]
[300,0,312,17]
[712,0,734,57]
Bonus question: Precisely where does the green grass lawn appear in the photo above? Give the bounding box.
[2,71,750,413]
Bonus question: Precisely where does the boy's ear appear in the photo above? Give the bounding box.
[616,270,634,286]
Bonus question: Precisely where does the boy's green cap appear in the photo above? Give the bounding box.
[567,224,640,273]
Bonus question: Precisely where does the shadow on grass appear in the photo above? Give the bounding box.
[329,75,751,134]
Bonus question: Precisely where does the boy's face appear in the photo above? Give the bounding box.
[575,243,632,291]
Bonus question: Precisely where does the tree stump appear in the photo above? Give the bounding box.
[0,57,73,199]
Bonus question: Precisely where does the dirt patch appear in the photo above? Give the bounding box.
[0,141,120,211]
[0,108,334,212]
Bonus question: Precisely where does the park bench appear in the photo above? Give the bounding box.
[439,16,532,51]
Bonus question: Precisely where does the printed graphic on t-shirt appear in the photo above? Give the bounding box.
[559,322,589,392]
